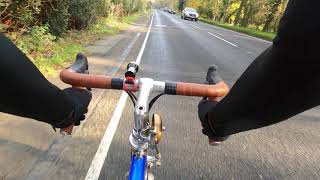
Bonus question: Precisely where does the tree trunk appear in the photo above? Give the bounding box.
[262,0,282,32]
[218,0,230,22]
[240,0,251,27]
[234,0,246,25]
[178,0,185,11]
[224,8,238,24]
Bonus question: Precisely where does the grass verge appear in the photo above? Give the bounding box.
[5,12,146,76]
[199,17,276,41]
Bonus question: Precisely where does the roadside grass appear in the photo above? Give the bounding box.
[199,17,275,41]
[6,12,146,76]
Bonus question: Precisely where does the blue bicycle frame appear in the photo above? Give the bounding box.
[128,154,147,180]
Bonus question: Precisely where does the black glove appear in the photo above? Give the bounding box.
[198,98,228,143]
[62,88,92,127]
[198,65,228,145]
[198,98,217,137]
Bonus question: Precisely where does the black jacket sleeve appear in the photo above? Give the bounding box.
[0,33,75,128]
[209,0,320,137]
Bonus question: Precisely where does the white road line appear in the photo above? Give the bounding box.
[200,21,271,44]
[85,13,154,180]
[154,24,167,27]
[190,24,200,29]
[135,13,154,65]
[218,32,272,44]
[208,32,238,47]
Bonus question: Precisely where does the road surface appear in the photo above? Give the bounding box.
[1,10,319,180]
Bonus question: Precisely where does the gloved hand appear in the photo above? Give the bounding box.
[198,98,228,145]
[62,87,92,127]
[198,98,217,137]
[198,65,228,145]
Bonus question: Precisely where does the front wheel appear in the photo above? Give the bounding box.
[195,18,198,21]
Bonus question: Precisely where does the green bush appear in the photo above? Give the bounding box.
[1,0,146,35]
[16,25,56,55]
[110,0,145,16]
[1,0,42,31]
[68,0,109,30]
[3,0,148,75]
[42,0,70,36]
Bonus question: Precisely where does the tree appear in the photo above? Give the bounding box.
[186,0,200,8]
[234,0,246,25]
[218,0,232,22]
[240,0,252,27]
[178,0,186,11]
[153,0,288,32]
[262,0,282,32]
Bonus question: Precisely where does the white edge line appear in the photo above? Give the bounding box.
[208,32,238,47]
[199,21,271,44]
[136,14,154,65]
[154,25,167,27]
[85,13,154,180]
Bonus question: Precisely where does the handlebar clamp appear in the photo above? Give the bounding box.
[123,77,137,92]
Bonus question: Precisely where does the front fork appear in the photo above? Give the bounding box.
[128,113,164,180]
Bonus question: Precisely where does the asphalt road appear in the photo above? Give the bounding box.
[1,10,319,180]
[99,10,320,180]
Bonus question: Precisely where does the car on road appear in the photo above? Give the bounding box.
[181,7,199,21]
[168,9,176,14]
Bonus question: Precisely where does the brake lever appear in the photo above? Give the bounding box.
[205,65,224,145]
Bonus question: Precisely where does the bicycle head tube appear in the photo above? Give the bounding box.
[130,78,154,151]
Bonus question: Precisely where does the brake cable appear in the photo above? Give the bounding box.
[126,91,137,107]
[149,93,165,110]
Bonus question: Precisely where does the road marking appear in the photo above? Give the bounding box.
[208,32,238,47]
[135,13,154,65]
[199,21,271,44]
[154,24,167,27]
[85,13,154,180]
[189,24,200,29]
[218,32,272,44]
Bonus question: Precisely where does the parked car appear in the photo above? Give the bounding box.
[168,9,176,14]
[181,7,199,21]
